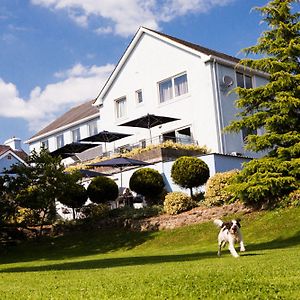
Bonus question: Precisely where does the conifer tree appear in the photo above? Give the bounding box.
[225,0,300,205]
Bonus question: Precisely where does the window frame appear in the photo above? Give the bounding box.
[71,128,81,142]
[135,89,143,105]
[158,72,188,103]
[56,134,64,149]
[115,96,127,119]
[236,72,253,89]
[41,139,49,149]
[88,120,98,136]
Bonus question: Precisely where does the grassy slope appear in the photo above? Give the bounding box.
[0,207,299,299]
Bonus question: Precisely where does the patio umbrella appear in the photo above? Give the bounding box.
[70,169,109,178]
[119,113,180,142]
[89,157,150,187]
[80,130,132,153]
[50,142,98,158]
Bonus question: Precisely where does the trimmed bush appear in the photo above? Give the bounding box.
[87,176,119,204]
[164,191,197,215]
[204,170,238,207]
[129,168,165,205]
[58,183,88,219]
[171,156,209,198]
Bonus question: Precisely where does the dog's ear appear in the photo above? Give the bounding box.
[236,219,241,228]
[223,222,232,229]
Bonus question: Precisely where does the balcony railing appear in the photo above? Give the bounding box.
[101,135,198,158]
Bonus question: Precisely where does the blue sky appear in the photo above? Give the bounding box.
[0,0,268,150]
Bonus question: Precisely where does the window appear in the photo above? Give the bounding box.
[136,89,143,104]
[159,73,188,103]
[88,121,98,136]
[72,128,81,142]
[236,72,252,88]
[174,74,188,96]
[56,134,64,149]
[7,155,12,160]
[115,97,127,119]
[41,140,49,149]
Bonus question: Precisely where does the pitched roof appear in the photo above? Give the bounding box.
[29,99,99,140]
[0,145,28,162]
[148,28,240,63]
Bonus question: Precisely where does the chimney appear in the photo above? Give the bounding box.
[4,137,22,151]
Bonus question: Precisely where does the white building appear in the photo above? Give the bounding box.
[26,27,268,191]
[0,137,28,175]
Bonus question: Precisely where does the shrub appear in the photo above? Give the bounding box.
[129,168,165,205]
[171,156,209,198]
[164,191,197,215]
[81,203,110,220]
[108,205,163,220]
[285,190,300,207]
[204,170,239,207]
[87,176,119,204]
[58,183,88,219]
[227,157,299,207]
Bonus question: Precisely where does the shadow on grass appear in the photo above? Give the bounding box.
[2,230,300,273]
[246,230,300,252]
[0,229,157,264]
[0,251,217,273]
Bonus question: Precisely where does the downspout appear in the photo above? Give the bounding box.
[210,59,225,154]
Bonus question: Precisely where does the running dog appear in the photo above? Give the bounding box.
[213,219,245,258]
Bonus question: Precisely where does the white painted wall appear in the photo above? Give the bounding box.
[99,33,220,153]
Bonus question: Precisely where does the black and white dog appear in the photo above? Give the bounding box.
[213,219,245,258]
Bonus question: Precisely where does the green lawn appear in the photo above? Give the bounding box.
[1,207,300,299]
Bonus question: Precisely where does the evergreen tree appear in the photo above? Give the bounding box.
[226,0,300,205]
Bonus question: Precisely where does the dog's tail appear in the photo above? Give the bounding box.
[213,219,223,228]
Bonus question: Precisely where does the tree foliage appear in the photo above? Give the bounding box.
[171,156,209,197]
[129,168,165,205]
[87,176,119,204]
[226,0,300,159]
[57,171,88,219]
[225,0,300,206]
[3,149,70,233]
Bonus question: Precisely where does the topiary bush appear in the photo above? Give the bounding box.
[163,191,197,215]
[171,156,209,198]
[129,168,165,205]
[58,183,88,219]
[87,176,119,204]
[204,170,239,207]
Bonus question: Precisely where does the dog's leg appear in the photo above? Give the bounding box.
[240,240,246,252]
[228,237,239,258]
[217,237,224,257]
[217,243,221,257]
[239,232,246,252]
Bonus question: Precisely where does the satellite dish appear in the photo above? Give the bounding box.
[222,75,234,87]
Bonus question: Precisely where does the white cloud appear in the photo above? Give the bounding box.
[30,0,234,37]
[0,64,114,132]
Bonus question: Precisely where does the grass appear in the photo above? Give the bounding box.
[0,207,300,299]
